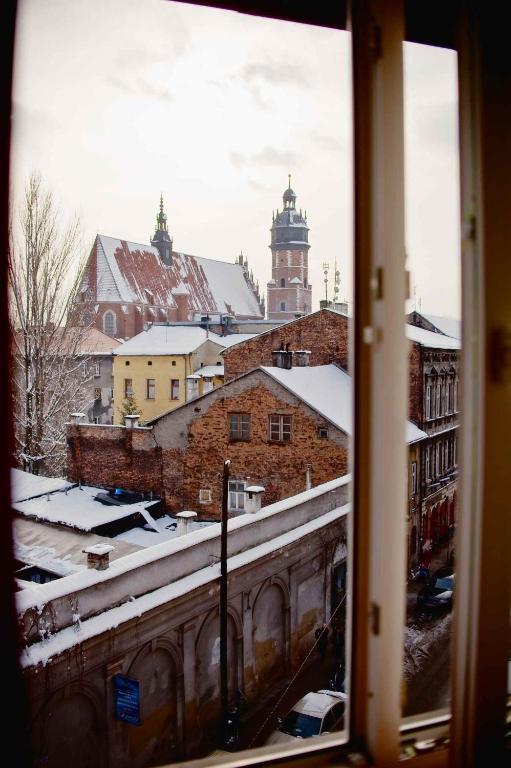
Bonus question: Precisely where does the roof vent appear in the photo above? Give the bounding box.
[245,485,265,514]
[83,543,114,570]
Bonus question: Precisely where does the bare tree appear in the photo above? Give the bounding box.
[9,172,93,475]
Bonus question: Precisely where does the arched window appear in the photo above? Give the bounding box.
[103,311,116,337]
[280,302,286,311]
[280,277,285,287]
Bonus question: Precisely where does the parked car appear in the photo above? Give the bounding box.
[265,690,347,745]
[417,567,455,612]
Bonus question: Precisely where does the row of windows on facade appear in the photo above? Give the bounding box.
[124,378,190,400]
[425,435,457,482]
[425,376,458,420]
[228,412,328,442]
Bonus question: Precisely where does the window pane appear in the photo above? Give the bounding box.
[403,41,460,723]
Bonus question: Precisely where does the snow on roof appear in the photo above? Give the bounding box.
[260,365,427,444]
[88,235,263,319]
[421,313,461,339]
[13,517,141,580]
[112,325,223,356]
[406,324,460,349]
[289,276,302,284]
[114,514,212,548]
[11,469,72,504]
[194,255,263,318]
[13,484,157,532]
[196,365,224,377]
[19,502,348,668]
[216,333,257,348]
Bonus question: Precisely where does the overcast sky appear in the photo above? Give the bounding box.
[11,0,460,317]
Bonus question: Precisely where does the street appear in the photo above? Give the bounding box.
[232,564,452,750]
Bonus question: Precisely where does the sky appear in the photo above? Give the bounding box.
[11,0,460,317]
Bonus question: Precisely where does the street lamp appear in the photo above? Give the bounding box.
[219,459,230,748]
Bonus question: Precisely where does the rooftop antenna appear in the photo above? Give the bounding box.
[322,262,330,302]
[333,259,340,305]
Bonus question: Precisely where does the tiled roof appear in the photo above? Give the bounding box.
[84,235,263,319]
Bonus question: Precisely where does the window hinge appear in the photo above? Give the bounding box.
[370,267,384,300]
[370,602,380,635]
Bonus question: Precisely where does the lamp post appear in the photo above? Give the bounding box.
[219,459,230,747]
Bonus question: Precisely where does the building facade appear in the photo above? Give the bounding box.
[407,321,460,564]
[267,178,312,320]
[111,325,228,424]
[76,199,264,341]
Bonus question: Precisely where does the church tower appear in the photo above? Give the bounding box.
[151,194,173,265]
[267,177,311,320]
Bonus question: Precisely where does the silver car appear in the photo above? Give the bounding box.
[265,690,347,745]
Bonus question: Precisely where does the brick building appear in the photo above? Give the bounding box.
[68,358,426,521]
[406,320,460,563]
[267,178,312,320]
[222,307,349,381]
[76,197,264,341]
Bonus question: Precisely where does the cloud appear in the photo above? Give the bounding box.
[230,146,299,169]
[240,61,310,88]
[108,76,173,103]
[310,131,344,152]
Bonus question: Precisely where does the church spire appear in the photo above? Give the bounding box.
[151,194,173,265]
[156,193,168,232]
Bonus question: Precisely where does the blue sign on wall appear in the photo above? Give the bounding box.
[113,675,141,726]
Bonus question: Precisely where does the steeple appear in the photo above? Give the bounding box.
[267,177,311,320]
[151,194,173,265]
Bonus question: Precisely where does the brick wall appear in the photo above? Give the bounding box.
[67,373,348,519]
[223,309,350,381]
[67,424,163,496]
[157,378,348,518]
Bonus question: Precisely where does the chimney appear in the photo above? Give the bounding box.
[176,510,197,535]
[70,412,86,424]
[271,343,293,369]
[294,350,311,367]
[83,543,114,570]
[125,414,140,428]
[305,464,312,490]
[245,485,265,514]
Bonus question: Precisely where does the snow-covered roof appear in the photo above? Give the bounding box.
[13,484,158,532]
[113,325,219,356]
[84,235,263,319]
[11,469,72,504]
[289,276,302,284]
[406,324,460,349]
[420,313,461,339]
[196,365,224,377]
[113,326,257,356]
[260,365,427,444]
[216,333,257,348]
[114,514,212,548]
[13,517,141,581]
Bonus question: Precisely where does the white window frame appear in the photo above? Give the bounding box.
[445,379,451,413]
[436,381,442,417]
[199,488,212,504]
[425,382,431,419]
[94,362,101,377]
[269,414,292,442]
[228,479,245,512]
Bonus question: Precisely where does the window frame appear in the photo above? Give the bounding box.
[268,413,292,443]
[170,378,180,400]
[146,378,156,400]
[228,479,246,512]
[124,378,133,399]
[2,4,508,768]
[228,412,250,441]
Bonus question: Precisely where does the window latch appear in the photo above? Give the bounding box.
[370,602,380,635]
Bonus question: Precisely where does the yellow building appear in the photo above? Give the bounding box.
[112,325,227,424]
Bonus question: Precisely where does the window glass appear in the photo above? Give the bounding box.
[228,480,245,512]
[171,379,180,400]
[229,413,250,441]
[403,40,460,722]
[146,378,155,399]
